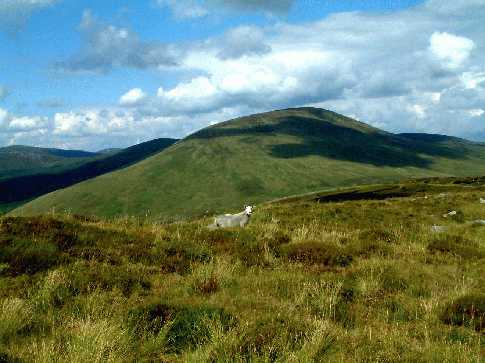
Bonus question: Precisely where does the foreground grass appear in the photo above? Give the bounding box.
[0,180,484,362]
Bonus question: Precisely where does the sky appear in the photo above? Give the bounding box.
[0,0,484,151]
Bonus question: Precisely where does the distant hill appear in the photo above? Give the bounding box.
[0,145,98,180]
[12,107,485,219]
[0,138,177,210]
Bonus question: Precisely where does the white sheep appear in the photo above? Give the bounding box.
[208,205,254,229]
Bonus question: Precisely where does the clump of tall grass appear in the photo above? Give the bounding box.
[235,316,310,361]
[0,297,33,342]
[63,318,132,363]
[441,294,485,331]
[128,300,235,354]
[427,235,484,259]
[279,241,353,268]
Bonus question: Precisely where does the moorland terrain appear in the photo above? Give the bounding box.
[0,176,484,361]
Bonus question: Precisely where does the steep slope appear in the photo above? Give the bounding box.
[0,145,98,180]
[0,138,177,208]
[13,107,485,219]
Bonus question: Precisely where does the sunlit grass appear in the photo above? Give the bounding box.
[0,177,484,361]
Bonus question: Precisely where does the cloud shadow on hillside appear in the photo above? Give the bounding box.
[189,116,471,168]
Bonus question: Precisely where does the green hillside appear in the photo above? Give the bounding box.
[12,107,485,219]
[0,145,98,180]
[0,177,484,361]
[0,138,177,212]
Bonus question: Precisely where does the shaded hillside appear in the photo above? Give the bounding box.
[0,145,98,180]
[12,107,485,219]
[0,138,177,207]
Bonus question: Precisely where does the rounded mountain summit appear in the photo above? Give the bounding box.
[13,108,485,219]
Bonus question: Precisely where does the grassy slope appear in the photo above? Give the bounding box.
[14,107,485,219]
[0,145,98,180]
[0,138,177,212]
[0,177,484,361]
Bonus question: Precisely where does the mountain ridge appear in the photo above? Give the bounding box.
[0,138,177,210]
[12,107,485,219]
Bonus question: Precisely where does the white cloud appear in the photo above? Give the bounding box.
[215,25,271,60]
[409,104,427,119]
[119,88,147,106]
[8,116,47,131]
[55,10,180,73]
[53,110,115,136]
[0,107,48,134]
[0,108,8,125]
[461,71,485,89]
[469,109,484,117]
[430,92,441,104]
[429,32,475,69]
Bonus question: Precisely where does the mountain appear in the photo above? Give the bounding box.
[0,138,177,210]
[0,145,98,180]
[12,107,485,219]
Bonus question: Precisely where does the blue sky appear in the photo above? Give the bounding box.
[1,0,484,150]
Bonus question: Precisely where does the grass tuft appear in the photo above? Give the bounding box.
[427,235,484,259]
[280,241,353,267]
[441,294,485,331]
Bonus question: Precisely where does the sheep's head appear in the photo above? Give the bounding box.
[244,205,254,215]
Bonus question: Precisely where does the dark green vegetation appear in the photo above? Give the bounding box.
[13,107,485,219]
[0,178,484,361]
[0,138,177,212]
[0,145,98,180]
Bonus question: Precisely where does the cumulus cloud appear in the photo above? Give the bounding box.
[469,109,484,117]
[0,107,48,133]
[139,0,485,141]
[0,103,255,150]
[0,0,60,32]
[55,10,180,73]
[215,26,271,60]
[429,32,475,69]
[461,71,485,89]
[119,88,147,106]
[7,0,485,149]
